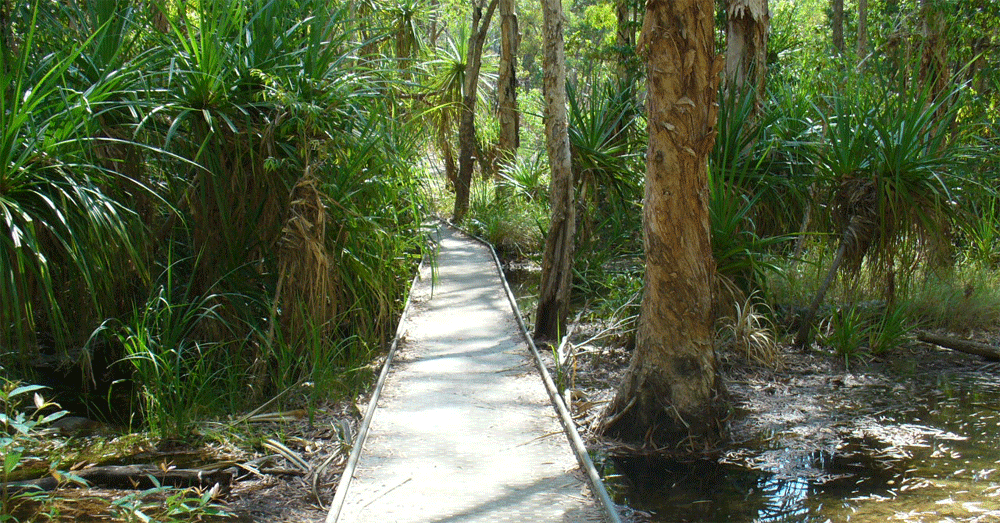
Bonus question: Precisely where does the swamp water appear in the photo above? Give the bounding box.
[603,368,1000,522]
[503,265,1000,522]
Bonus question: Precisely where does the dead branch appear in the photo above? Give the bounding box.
[916,331,1000,362]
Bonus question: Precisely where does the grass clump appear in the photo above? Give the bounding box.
[717,293,782,370]
[904,269,1000,333]
[465,180,546,257]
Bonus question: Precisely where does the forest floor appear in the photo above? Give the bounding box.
[9,275,1000,522]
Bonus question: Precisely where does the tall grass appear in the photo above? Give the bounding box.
[116,262,242,437]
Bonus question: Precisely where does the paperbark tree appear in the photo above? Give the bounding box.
[856,0,868,58]
[452,0,499,223]
[600,0,725,449]
[831,0,845,53]
[725,0,769,106]
[533,0,575,342]
[615,0,638,78]
[919,0,947,101]
[497,0,520,160]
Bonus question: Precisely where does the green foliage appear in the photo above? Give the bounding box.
[2,0,429,440]
[566,77,642,205]
[498,151,550,203]
[818,300,917,366]
[109,477,232,523]
[821,305,872,366]
[710,87,796,301]
[1,1,144,355]
[565,76,643,302]
[794,73,979,319]
[959,197,1000,268]
[114,261,242,438]
[1,380,67,519]
[905,268,1000,333]
[869,302,917,355]
[466,181,545,257]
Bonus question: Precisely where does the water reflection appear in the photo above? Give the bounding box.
[604,370,1000,522]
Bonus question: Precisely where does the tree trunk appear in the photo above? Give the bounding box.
[793,219,855,349]
[533,0,575,342]
[1,0,13,72]
[452,0,499,223]
[600,0,724,450]
[917,331,1000,362]
[497,0,520,162]
[725,0,769,107]
[615,0,637,78]
[919,0,947,102]
[831,0,844,54]
[856,0,868,58]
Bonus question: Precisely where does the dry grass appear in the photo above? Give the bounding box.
[717,291,783,370]
[270,171,339,352]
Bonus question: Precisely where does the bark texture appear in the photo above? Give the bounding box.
[856,0,868,58]
[533,0,575,342]
[725,0,769,104]
[452,0,499,223]
[497,0,520,159]
[832,0,844,53]
[601,0,724,449]
[615,0,637,77]
[919,0,947,101]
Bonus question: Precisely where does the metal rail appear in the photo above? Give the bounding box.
[325,222,622,523]
[324,254,428,523]
[466,224,624,523]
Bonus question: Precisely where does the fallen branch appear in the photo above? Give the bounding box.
[2,465,236,494]
[916,331,1000,361]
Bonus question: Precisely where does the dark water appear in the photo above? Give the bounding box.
[603,370,1000,522]
[502,264,1000,521]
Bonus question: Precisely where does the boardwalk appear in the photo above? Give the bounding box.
[327,226,611,523]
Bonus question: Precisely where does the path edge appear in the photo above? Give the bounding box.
[457,223,624,523]
[324,228,437,523]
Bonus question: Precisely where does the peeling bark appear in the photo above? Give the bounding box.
[600,0,725,450]
[725,0,769,107]
[533,0,575,342]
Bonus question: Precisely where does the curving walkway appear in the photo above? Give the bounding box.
[327,225,612,523]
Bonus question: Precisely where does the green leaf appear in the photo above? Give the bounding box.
[4,450,22,475]
[9,385,46,398]
[40,410,68,424]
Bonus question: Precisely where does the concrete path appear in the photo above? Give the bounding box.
[329,226,606,523]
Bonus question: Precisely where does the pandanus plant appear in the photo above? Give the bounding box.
[794,88,974,348]
[1,2,144,357]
